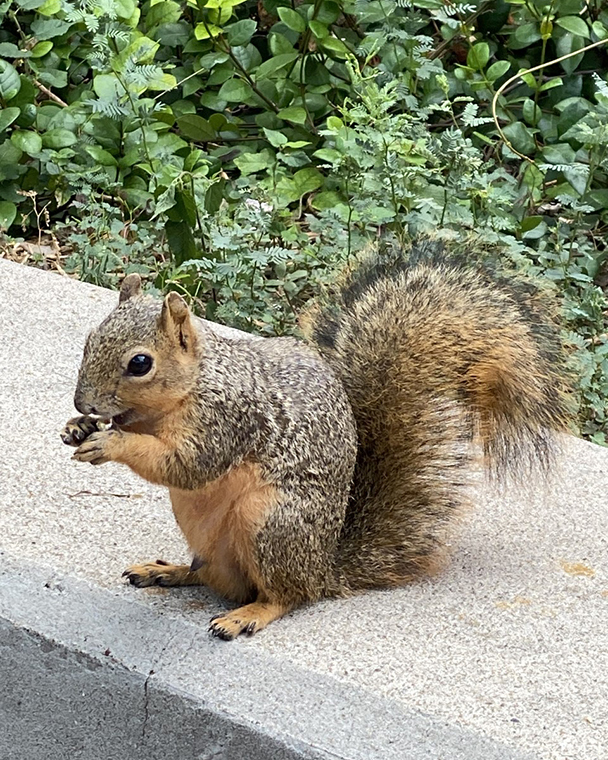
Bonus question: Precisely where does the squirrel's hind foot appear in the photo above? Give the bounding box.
[208,600,292,640]
[123,560,202,588]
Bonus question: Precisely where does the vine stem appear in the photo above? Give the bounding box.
[491,37,608,164]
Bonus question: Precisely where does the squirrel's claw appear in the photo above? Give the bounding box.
[208,616,241,640]
[72,429,118,465]
[208,600,288,640]
[122,561,195,588]
[61,416,104,447]
[208,614,260,640]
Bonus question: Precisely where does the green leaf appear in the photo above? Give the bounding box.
[278,7,306,33]
[147,71,177,91]
[556,32,585,74]
[511,22,541,48]
[592,21,608,40]
[292,166,323,195]
[320,36,349,57]
[199,51,230,68]
[315,0,340,25]
[93,74,124,100]
[41,128,78,148]
[255,52,299,79]
[200,92,228,111]
[29,18,73,39]
[208,113,228,132]
[31,41,53,58]
[538,77,563,92]
[172,189,197,227]
[84,145,118,166]
[518,70,537,88]
[38,69,68,89]
[521,218,547,240]
[522,98,541,126]
[115,0,136,18]
[115,35,159,67]
[486,60,510,82]
[146,0,182,29]
[311,190,342,210]
[16,103,36,128]
[0,107,20,133]
[231,43,262,72]
[234,149,274,175]
[122,189,154,209]
[270,32,296,55]
[467,42,490,70]
[207,63,234,86]
[0,61,21,101]
[277,106,307,124]
[0,140,22,168]
[588,189,608,210]
[226,19,257,46]
[542,143,576,164]
[154,21,191,46]
[204,180,225,214]
[472,131,494,145]
[309,20,329,39]
[502,122,536,154]
[0,43,32,58]
[555,16,590,38]
[14,0,47,8]
[264,127,288,147]
[0,201,17,230]
[194,22,223,39]
[218,78,254,102]
[313,147,341,162]
[204,0,247,7]
[285,140,311,149]
[10,130,42,155]
[37,0,61,14]
[165,220,198,266]
[177,114,217,141]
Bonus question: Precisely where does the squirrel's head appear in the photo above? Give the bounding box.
[74,274,201,426]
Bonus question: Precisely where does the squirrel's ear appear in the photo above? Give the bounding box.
[160,292,197,352]
[119,273,142,303]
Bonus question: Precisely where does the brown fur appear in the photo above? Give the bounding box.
[304,241,573,591]
[66,240,574,639]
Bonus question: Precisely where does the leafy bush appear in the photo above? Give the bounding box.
[0,0,607,439]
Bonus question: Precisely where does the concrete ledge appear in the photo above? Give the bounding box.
[1,259,607,760]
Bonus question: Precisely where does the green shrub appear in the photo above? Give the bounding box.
[0,0,607,439]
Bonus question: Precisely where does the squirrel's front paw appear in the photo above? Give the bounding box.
[72,429,122,465]
[61,416,105,447]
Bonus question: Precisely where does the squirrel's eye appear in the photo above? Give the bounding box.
[127,354,153,376]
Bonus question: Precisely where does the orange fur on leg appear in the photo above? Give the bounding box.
[208,599,292,640]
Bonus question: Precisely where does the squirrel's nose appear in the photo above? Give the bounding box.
[74,392,96,416]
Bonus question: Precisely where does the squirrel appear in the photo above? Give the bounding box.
[61,239,572,640]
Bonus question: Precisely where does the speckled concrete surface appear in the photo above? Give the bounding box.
[1,258,607,760]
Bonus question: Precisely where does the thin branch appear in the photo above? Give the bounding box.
[33,79,68,108]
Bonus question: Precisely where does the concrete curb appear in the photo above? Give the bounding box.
[1,558,536,760]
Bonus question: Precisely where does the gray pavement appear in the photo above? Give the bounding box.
[0,258,606,760]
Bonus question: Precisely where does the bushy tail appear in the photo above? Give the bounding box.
[302,240,573,592]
